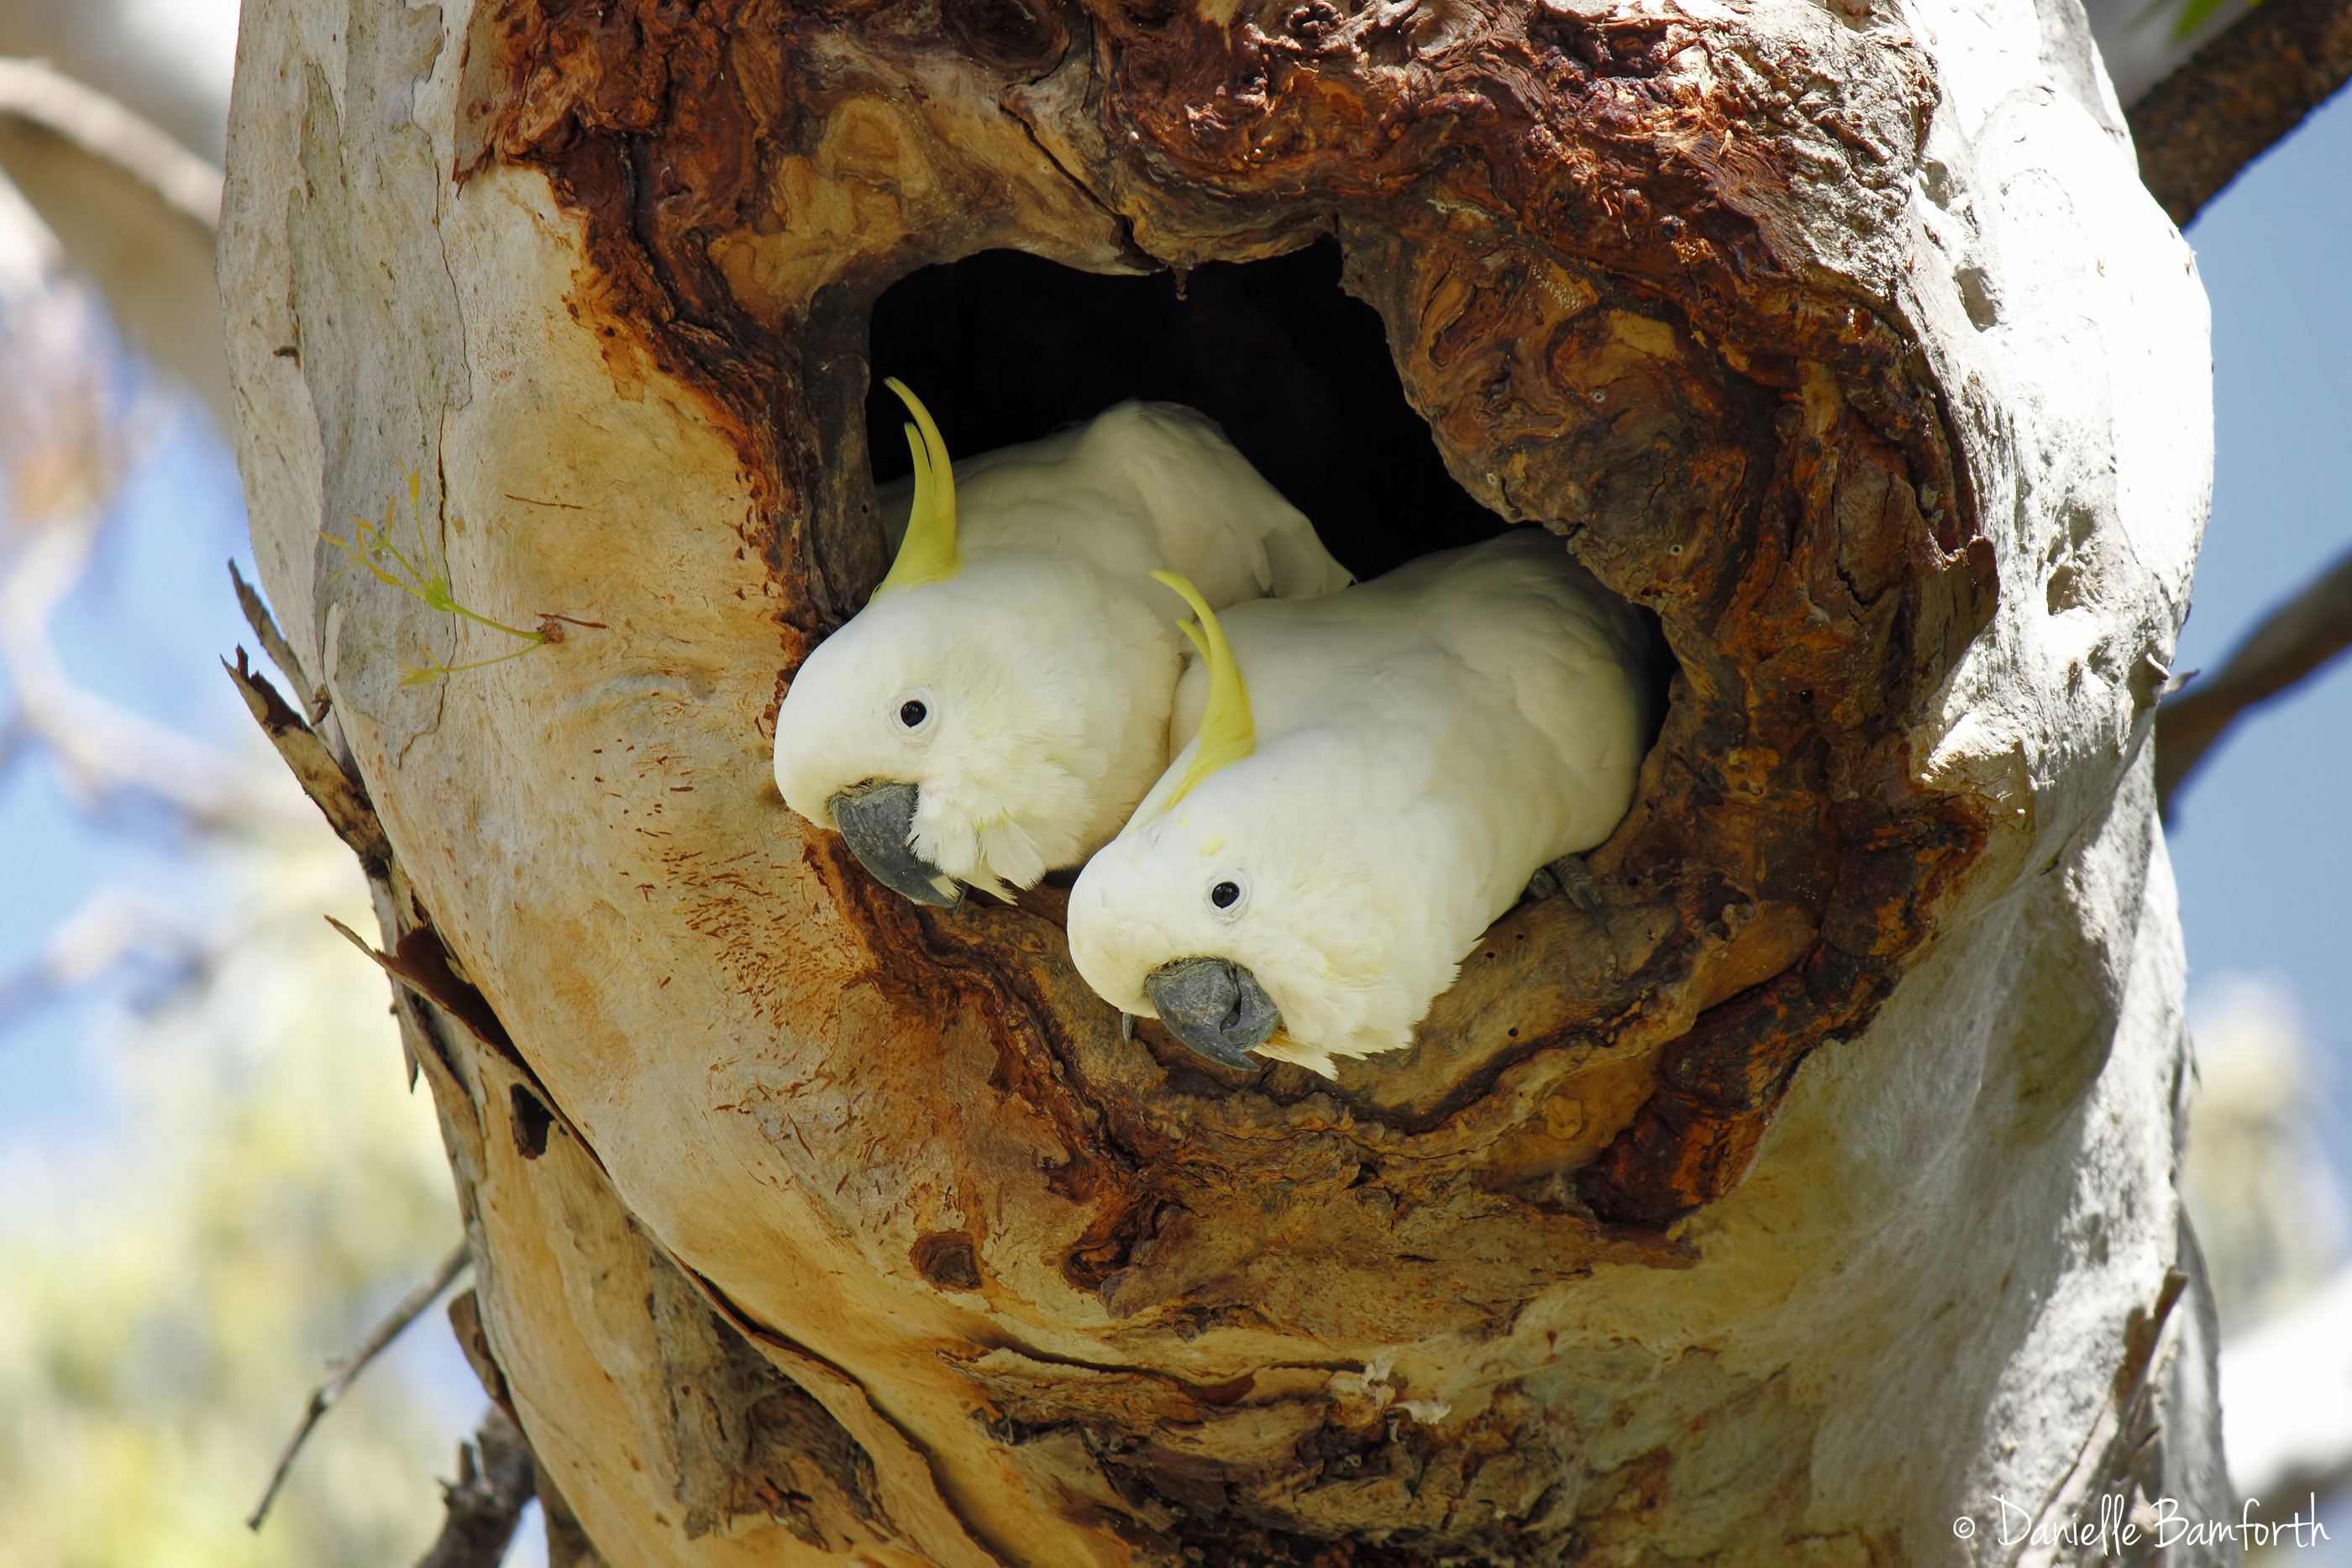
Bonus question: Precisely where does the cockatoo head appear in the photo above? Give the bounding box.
[773,381,1171,905]
[1066,576,1435,1077]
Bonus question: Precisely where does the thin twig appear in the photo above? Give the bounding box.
[248,1238,474,1531]
[2128,0,2352,225]
[2155,545,2352,817]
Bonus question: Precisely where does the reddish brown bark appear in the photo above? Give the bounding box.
[223,0,2246,1545]
[444,0,1990,1293]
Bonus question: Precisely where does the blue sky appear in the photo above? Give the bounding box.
[0,401,255,1139]
[2162,87,2352,1176]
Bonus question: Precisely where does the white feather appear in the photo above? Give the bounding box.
[1067,529,1651,1077]
[774,401,1350,894]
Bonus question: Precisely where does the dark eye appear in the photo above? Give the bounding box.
[900,700,927,728]
[1210,881,1241,909]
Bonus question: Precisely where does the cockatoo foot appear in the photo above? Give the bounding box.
[1523,853,1605,917]
[1547,853,1604,917]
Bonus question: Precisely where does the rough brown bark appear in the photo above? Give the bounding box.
[2128,0,2352,225]
[457,0,1993,1236]
[415,1408,539,1568]
[221,0,2229,1561]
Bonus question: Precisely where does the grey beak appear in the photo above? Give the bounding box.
[828,782,962,909]
[1143,957,1279,1070]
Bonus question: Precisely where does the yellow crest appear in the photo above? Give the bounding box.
[1152,571,1255,809]
[873,378,959,596]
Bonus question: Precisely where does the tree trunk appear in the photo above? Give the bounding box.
[219,0,2231,1561]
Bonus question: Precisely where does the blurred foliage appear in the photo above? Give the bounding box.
[2181,977,2349,1337]
[0,824,471,1567]
[2170,0,2234,41]
[2138,0,2255,44]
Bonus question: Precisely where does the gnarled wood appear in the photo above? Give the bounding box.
[223,0,2230,1560]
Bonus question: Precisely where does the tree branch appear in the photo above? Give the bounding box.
[0,885,202,1032]
[414,1406,539,1568]
[0,492,308,832]
[0,233,301,833]
[2128,0,2352,226]
[0,58,222,230]
[0,60,229,418]
[2155,545,2352,816]
[248,1239,474,1531]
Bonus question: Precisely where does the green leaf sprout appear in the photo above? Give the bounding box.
[321,471,594,685]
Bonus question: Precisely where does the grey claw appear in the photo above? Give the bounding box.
[1121,1011,1137,1043]
[1142,957,1278,1071]
[1547,854,1604,918]
[828,781,962,909]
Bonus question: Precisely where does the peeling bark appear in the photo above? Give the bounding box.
[223,0,2230,1560]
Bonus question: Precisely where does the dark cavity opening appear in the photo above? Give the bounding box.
[865,239,1507,581]
[508,1083,554,1160]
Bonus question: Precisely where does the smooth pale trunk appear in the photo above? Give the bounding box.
[222,0,2228,1562]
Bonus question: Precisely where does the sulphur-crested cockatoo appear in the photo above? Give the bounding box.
[773,380,1352,906]
[1066,528,1651,1078]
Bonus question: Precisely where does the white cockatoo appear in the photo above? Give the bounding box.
[1066,528,1651,1078]
[773,380,1352,906]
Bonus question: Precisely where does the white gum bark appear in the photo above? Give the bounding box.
[222,0,2229,1560]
